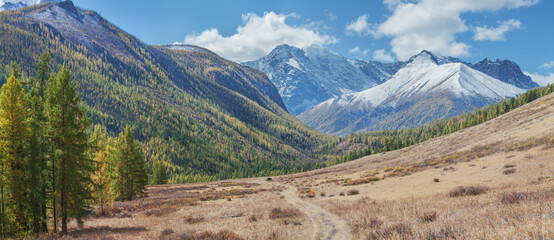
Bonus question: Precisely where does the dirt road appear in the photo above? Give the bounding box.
[282,185,351,240]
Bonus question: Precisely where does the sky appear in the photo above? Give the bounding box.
[72,0,554,85]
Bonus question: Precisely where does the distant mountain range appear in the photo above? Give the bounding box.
[243,45,404,115]
[246,46,538,135]
[0,0,59,11]
[0,1,331,181]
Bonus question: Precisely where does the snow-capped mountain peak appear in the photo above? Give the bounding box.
[243,44,399,115]
[0,0,61,11]
[299,59,526,135]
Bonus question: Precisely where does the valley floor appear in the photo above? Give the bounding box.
[68,93,554,239]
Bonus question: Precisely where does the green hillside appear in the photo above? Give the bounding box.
[0,1,334,183]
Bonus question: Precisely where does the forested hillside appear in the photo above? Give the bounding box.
[328,84,554,165]
[0,1,334,183]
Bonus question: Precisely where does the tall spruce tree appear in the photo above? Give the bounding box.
[45,64,92,234]
[112,126,148,201]
[0,74,30,237]
[27,52,51,234]
[153,160,168,185]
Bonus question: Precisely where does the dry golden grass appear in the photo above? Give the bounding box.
[65,93,554,239]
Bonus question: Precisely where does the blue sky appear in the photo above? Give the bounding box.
[72,0,554,84]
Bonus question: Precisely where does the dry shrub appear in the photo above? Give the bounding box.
[504,164,516,168]
[344,177,381,186]
[424,226,458,240]
[503,168,517,175]
[500,191,527,205]
[144,205,177,217]
[366,223,412,239]
[420,211,437,222]
[269,207,301,219]
[185,215,205,224]
[161,228,174,236]
[176,230,243,240]
[354,217,383,233]
[347,189,360,195]
[248,214,261,222]
[94,205,122,218]
[320,192,326,197]
[339,192,345,196]
[448,185,489,197]
[433,178,440,183]
[267,231,282,240]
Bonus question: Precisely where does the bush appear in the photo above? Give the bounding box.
[347,189,360,195]
[425,226,458,240]
[161,228,174,236]
[504,164,516,168]
[420,211,437,222]
[503,168,517,175]
[367,223,412,239]
[339,192,345,196]
[269,207,301,219]
[448,185,489,197]
[433,178,440,183]
[500,191,527,205]
[185,215,205,224]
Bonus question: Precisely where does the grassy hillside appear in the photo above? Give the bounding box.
[0,2,334,183]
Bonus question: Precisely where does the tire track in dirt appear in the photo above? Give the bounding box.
[282,185,351,240]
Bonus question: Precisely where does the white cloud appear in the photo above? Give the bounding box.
[525,71,554,86]
[349,46,370,57]
[377,0,539,60]
[473,19,522,41]
[539,61,554,69]
[346,14,375,36]
[349,46,361,53]
[373,49,395,62]
[383,0,403,10]
[183,12,338,62]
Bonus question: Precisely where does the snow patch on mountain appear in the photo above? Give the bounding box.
[287,58,301,70]
[0,0,60,11]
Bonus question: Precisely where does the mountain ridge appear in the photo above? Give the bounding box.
[243,44,400,115]
[299,52,528,135]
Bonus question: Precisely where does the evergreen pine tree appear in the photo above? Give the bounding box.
[0,74,31,237]
[26,52,51,234]
[46,64,92,234]
[112,126,148,201]
[153,160,168,185]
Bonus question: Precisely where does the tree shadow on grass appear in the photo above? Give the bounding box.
[68,226,147,237]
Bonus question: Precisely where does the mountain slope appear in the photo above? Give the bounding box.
[0,1,334,182]
[471,58,538,89]
[243,44,400,115]
[299,51,526,135]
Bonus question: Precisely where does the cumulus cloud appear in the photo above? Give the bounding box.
[348,46,361,53]
[373,49,395,62]
[525,71,554,86]
[183,12,338,62]
[349,46,370,56]
[376,0,539,60]
[346,14,375,36]
[539,61,554,69]
[473,19,522,41]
